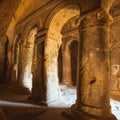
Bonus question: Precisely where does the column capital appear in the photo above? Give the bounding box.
[79,0,115,27]
[80,10,113,31]
[45,31,62,52]
[47,30,62,44]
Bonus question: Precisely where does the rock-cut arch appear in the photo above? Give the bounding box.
[44,4,80,104]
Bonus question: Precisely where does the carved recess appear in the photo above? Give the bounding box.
[110,20,120,49]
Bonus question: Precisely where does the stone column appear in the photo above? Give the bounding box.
[5,35,21,84]
[62,48,72,86]
[14,38,20,80]
[17,28,37,93]
[44,32,62,104]
[31,31,62,105]
[75,11,116,120]
[31,39,46,105]
[31,43,40,100]
[17,45,34,92]
[63,9,117,120]
[5,42,16,84]
[30,30,48,105]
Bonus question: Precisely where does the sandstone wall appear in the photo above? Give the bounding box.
[0,36,8,83]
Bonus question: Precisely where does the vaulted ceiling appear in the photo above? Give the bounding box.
[0,0,120,41]
[0,0,21,38]
[9,0,54,28]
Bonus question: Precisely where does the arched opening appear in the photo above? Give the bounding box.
[17,27,37,93]
[31,40,46,102]
[44,4,80,104]
[69,40,78,86]
[0,0,119,119]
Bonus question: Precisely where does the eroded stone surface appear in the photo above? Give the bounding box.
[0,0,120,120]
[0,0,21,38]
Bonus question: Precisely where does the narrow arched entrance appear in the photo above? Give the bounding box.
[58,46,63,84]
[69,40,78,86]
[14,34,21,81]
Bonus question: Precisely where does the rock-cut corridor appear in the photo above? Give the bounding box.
[0,0,120,120]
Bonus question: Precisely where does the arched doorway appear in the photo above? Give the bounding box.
[69,40,78,86]
[14,34,21,81]
[17,27,37,92]
[57,39,78,107]
[42,4,80,104]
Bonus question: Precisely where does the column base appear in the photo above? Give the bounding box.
[62,107,117,120]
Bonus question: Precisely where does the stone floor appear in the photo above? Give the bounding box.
[0,84,120,120]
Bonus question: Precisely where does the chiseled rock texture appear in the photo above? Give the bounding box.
[0,0,21,38]
[0,0,21,82]
[0,0,21,120]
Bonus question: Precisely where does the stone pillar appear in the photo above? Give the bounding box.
[31,38,46,104]
[44,31,62,104]
[17,28,37,93]
[31,30,62,105]
[79,11,116,119]
[30,30,48,105]
[31,43,40,100]
[5,42,16,84]
[63,9,117,120]
[17,45,34,92]
[13,38,20,80]
[5,35,20,84]
[75,11,116,119]
[62,48,72,86]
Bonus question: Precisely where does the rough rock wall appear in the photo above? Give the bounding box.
[0,0,21,38]
[111,48,120,90]
[110,20,120,91]
[0,36,8,83]
[0,0,21,82]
